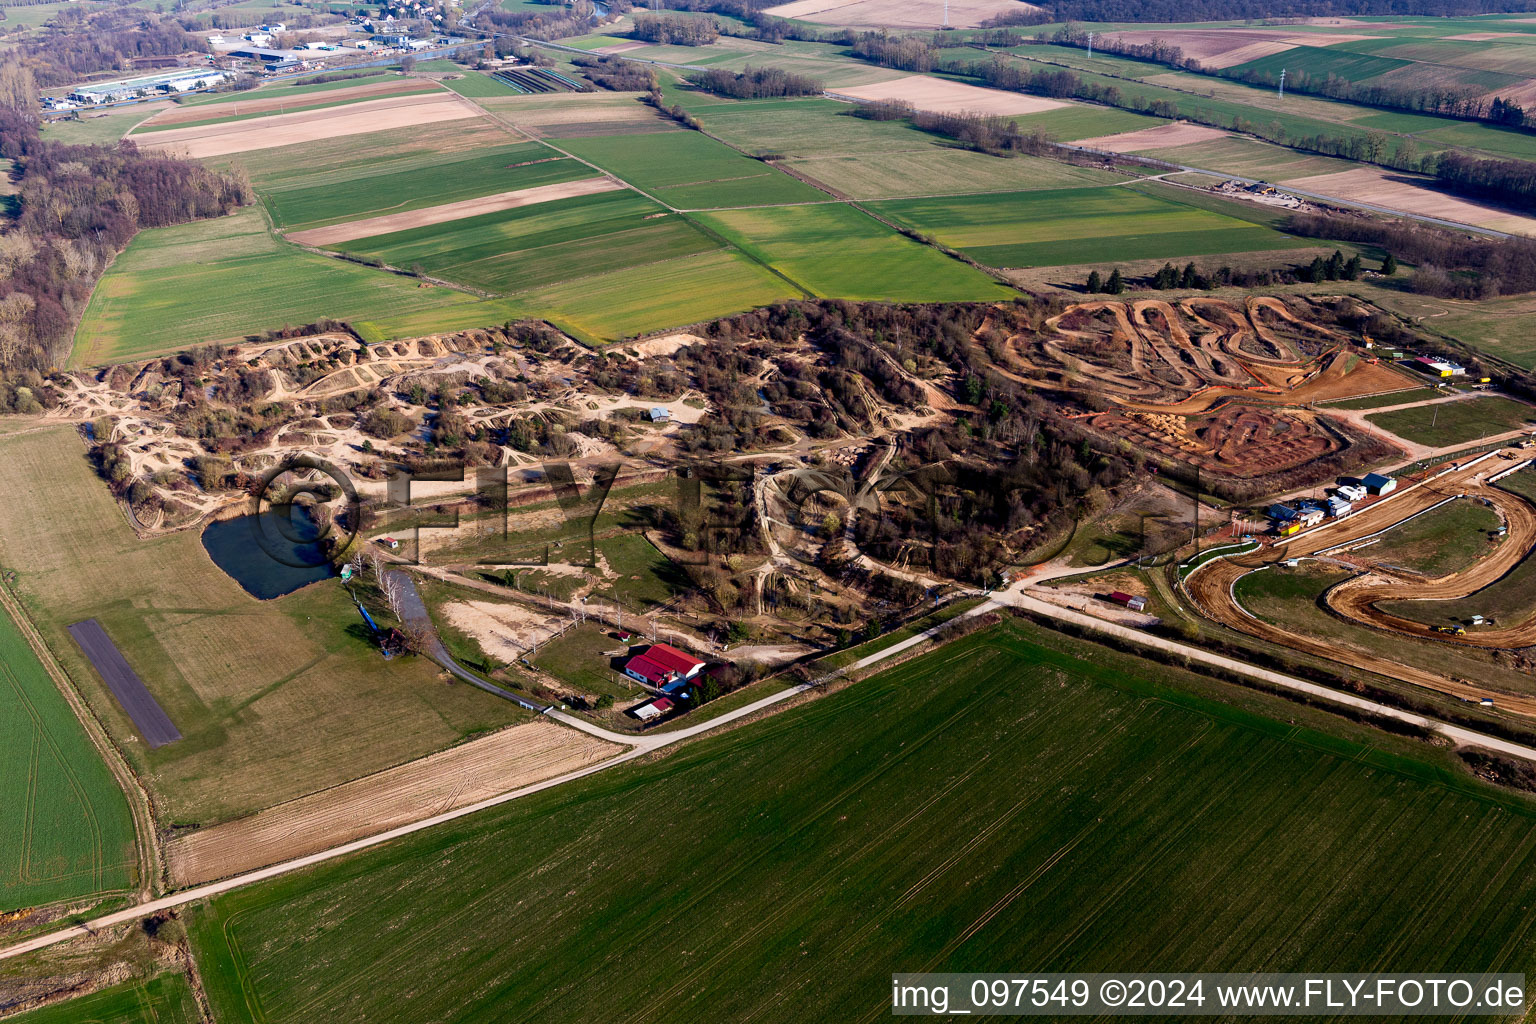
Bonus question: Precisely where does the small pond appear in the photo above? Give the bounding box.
[202,506,334,600]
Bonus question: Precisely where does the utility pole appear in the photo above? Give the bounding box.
[1087,31,1094,58]
[1278,68,1286,99]
[943,0,949,28]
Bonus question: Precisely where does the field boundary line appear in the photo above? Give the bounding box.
[0,580,161,901]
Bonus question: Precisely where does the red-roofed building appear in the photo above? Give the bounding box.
[624,643,705,687]
[632,696,674,722]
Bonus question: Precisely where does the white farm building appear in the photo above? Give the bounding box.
[69,69,232,105]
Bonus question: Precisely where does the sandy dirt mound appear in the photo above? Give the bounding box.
[443,599,584,661]
[288,177,622,246]
[1280,167,1536,235]
[138,93,482,159]
[1071,121,1229,152]
[166,721,617,885]
[141,78,434,127]
[830,75,1067,116]
[763,0,1037,28]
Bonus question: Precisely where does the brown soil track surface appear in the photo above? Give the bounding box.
[1070,121,1230,152]
[1186,450,1536,714]
[139,78,436,127]
[165,721,618,885]
[829,75,1067,116]
[1326,483,1536,648]
[137,92,482,159]
[287,177,623,246]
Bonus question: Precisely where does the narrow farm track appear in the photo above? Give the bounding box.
[1184,447,1536,713]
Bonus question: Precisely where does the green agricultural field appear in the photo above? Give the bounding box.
[7,972,200,1024]
[441,71,523,97]
[226,119,518,191]
[592,533,680,608]
[1229,45,1414,83]
[0,425,526,827]
[193,621,1536,1024]
[261,142,588,231]
[872,186,1302,268]
[1366,395,1536,447]
[0,600,136,909]
[696,204,1014,301]
[788,149,1120,199]
[338,191,722,295]
[516,249,795,344]
[1013,104,1164,140]
[71,208,509,364]
[558,130,828,208]
[1365,497,1502,576]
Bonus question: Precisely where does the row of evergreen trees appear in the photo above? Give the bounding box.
[1084,252,1396,294]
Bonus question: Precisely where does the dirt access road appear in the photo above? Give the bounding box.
[1185,446,1536,712]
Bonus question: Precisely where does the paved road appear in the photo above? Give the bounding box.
[387,570,550,714]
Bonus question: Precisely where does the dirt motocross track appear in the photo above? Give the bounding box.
[1185,449,1536,714]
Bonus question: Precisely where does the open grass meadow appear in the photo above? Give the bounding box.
[70,208,508,364]
[40,105,164,145]
[178,70,395,108]
[8,972,200,1024]
[441,71,524,98]
[1228,45,1414,84]
[261,142,590,232]
[1365,497,1502,576]
[127,83,444,135]
[557,130,828,208]
[1366,395,1536,447]
[0,425,526,826]
[516,249,796,344]
[191,619,1536,1024]
[0,600,136,908]
[695,204,1015,301]
[226,119,518,192]
[334,191,720,295]
[872,186,1303,268]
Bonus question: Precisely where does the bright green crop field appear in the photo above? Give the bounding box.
[1229,45,1414,83]
[337,191,722,295]
[0,603,136,909]
[71,208,508,364]
[516,248,795,344]
[8,972,199,1024]
[1366,395,1536,447]
[558,130,828,208]
[191,621,1536,1024]
[442,71,524,97]
[873,186,1305,268]
[696,204,1015,300]
[262,143,589,231]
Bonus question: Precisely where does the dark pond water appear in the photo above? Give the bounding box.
[202,506,334,600]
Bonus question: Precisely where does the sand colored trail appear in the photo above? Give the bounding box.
[287,177,623,246]
[1071,121,1229,152]
[829,75,1068,116]
[139,78,436,127]
[165,721,618,886]
[138,93,482,159]
[1186,450,1536,714]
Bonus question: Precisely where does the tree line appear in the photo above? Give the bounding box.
[687,66,821,99]
[0,108,251,369]
[632,13,719,45]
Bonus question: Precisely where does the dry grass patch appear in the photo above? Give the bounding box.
[166,721,618,885]
[762,0,1036,28]
[1071,121,1230,152]
[829,75,1068,116]
[1280,166,1536,234]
